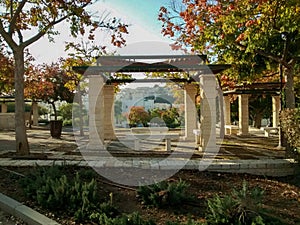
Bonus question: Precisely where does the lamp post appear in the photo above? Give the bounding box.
[277,64,284,149]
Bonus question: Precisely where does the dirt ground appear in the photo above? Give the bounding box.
[0,210,25,225]
[0,166,300,225]
[0,127,299,224]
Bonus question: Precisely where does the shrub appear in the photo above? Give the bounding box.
[128,106,150,127]
[90,211,156,225]
[280,108,300,153]
[166,219,205,225]
[137,179,191,208]
[19,164,64,198]
[149,107,181,128]
[206,180,281,225]
[62,119,72,126]
[19,164,101,222]
[36,173,98,220]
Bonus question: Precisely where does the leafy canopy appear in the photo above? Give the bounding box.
[159,0,300,81]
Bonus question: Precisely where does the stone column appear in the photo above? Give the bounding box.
[272,95,280,128]
[32,102,39,126]
[184,83,198,141]
[103,84,116,140]
[199,74,217,151]
[223,95,231,125]
[238,94,249,136]
[1,103,7,113]
[87,76,105,150]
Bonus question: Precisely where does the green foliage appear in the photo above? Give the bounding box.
[90,211,156,225]
[59,102,87,120]
[137,179,191,208]
[62,119,73,126]
[280,108,300,150]
[166,220,204,225]
[19,164,64,198]
[159,0,299,108]
[19,164,100,222]
[58,102,88,126]
[6,102,32,113]
[36,173,97,215]
[149,107,181,128]
[206,181,281,225]
[38,105,49,115]
[58,103,74,120]
[77,168,98,180]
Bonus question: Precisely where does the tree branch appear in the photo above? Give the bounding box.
[22,14,70,47]
[9,0,27,36]
[0,19,17,49]
[235,41,289,68]
[254,49,289,68]
[22,2,91,48]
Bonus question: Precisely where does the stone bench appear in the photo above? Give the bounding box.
[131,127,169,134]
[125,133,180,152]
[225,125,239,135]
[261,127,279,137]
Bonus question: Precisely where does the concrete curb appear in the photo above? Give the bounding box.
[0,193,60,225]
[0,158,298,177]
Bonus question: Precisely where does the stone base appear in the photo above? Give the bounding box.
[86,143,106,151]
[237,132,250,137]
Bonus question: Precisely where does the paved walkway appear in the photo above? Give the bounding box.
[0,126,286,158]
[0,126,296,177]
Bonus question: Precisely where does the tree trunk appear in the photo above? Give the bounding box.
[51,101,57,120]
[13,48,29,155]
[283,64,295,156]
[218,91,225,138]
[216,77,224,138]
[253,113,263,128]
[284,65,295,109]
[77,86,84,136]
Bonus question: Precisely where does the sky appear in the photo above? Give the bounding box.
[30,0,178,64]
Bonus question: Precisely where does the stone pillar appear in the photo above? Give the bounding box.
[272,95,280,128]
[184,83,198,141]
[1,103,7,113]
[32,102,39,126]
[103,84,116,140]
[87,76,105,150]
[238,94,249,136]
[199,75,217,151]
[223,95,231,125]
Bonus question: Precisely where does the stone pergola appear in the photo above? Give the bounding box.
[73,55,230,150]
[223,82,282,136]
[0,96,39,129]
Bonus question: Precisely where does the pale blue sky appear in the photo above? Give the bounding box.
[30,0,174,63]
[104,0,170,33]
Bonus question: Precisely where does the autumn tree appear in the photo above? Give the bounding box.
[0,0,128,155]
[159,0,299,108]
[128,106,150,127]
[25,62,75,120]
